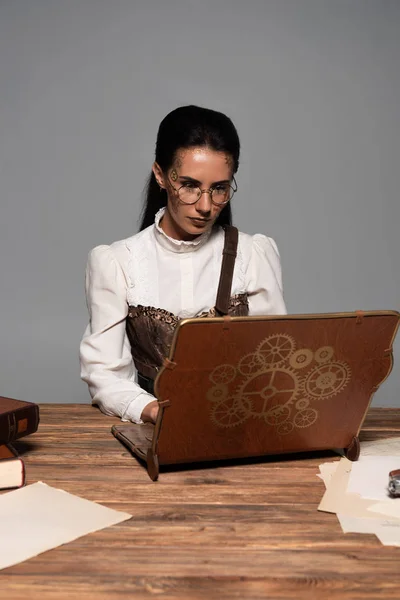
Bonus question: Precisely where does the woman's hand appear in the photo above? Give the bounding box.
[140,400,159,424]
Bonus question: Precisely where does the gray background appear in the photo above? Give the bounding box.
[0,0,399,407]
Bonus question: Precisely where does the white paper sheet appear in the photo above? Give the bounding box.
[375,524,400,546]
[319,458,387,518]
[0,482,132,570]
[318,439,400,546]
[337,513,400,539]
[347,456,400,502]
[317,462,340,488]
[369,501,400,520]
[318,457,400,524]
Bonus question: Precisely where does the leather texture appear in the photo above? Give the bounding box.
[215,225,239,316]
[153,311,399,468]
[125,225,248,382]
[0,396,40,444]
[112,422,154,459]
[113,310,399,479]
[0,444,17,459]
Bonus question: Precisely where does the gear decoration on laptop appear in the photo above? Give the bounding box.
[206,383,229,403]
[236,366,299,418]
[257,334,296,367]
[289,348,313,370]
[209,364,237,385]
[314,346,334,364]
[264,404,291,426]
[207,335,352,432]
[238,352,266,376]
[210,396,252,428]
[277,420,294,435]
[295,398,310,410]
[293,408,318,428]
[303,361,351,400]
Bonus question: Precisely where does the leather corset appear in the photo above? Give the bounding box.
[125,225,248,386]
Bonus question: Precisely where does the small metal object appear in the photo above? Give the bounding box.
[167,171,238,206]
[388,469,400,497]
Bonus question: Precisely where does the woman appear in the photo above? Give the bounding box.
[80,105,286,425]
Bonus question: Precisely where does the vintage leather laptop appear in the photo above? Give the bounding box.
[112,310,399,480]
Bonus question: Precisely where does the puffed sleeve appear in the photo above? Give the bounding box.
[246,234,287,315]
[79,245,155,423]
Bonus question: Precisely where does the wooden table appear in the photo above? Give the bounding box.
[1,405,400,599]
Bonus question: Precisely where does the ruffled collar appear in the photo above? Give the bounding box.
[153,207,212,253]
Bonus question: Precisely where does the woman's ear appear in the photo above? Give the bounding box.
[152,162,165,189]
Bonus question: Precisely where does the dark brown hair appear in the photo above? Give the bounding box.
[139,105,240,230]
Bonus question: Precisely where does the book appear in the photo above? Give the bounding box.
[0,444,25,490]
[0,396,40,444]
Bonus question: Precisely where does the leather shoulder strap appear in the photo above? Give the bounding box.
[215,225,239,316]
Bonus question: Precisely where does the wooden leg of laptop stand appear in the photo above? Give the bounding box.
[147,448,159,481]
[344,436,360,461]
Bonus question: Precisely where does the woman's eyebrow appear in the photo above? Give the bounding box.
[212,179,231,185]
[179,175,230,185]
[179,175,201,184]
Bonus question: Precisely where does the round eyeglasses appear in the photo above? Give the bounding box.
[169,176,237,206]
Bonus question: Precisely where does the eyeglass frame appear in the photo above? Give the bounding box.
[166,171,238,206]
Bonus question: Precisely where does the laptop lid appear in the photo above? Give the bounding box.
[153,311,400,466]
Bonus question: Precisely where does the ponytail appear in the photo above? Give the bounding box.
[139,172,167,231]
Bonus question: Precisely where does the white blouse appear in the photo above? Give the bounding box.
[80,208,287,423]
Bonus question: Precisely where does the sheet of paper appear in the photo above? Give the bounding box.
[318,458,397,520]
[375,523,400,546]
[347,456,400,501]
[377,536,400,546]
[317,462,340,488]
[338,514,400,546]
[317,440,400,544]
[360,436,400,457]
[337,514,400,535]
[0,482,132,570]
[368,501,400,520]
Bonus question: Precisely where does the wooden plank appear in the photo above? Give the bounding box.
[3,576,400,600]
[1,404,400,600]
